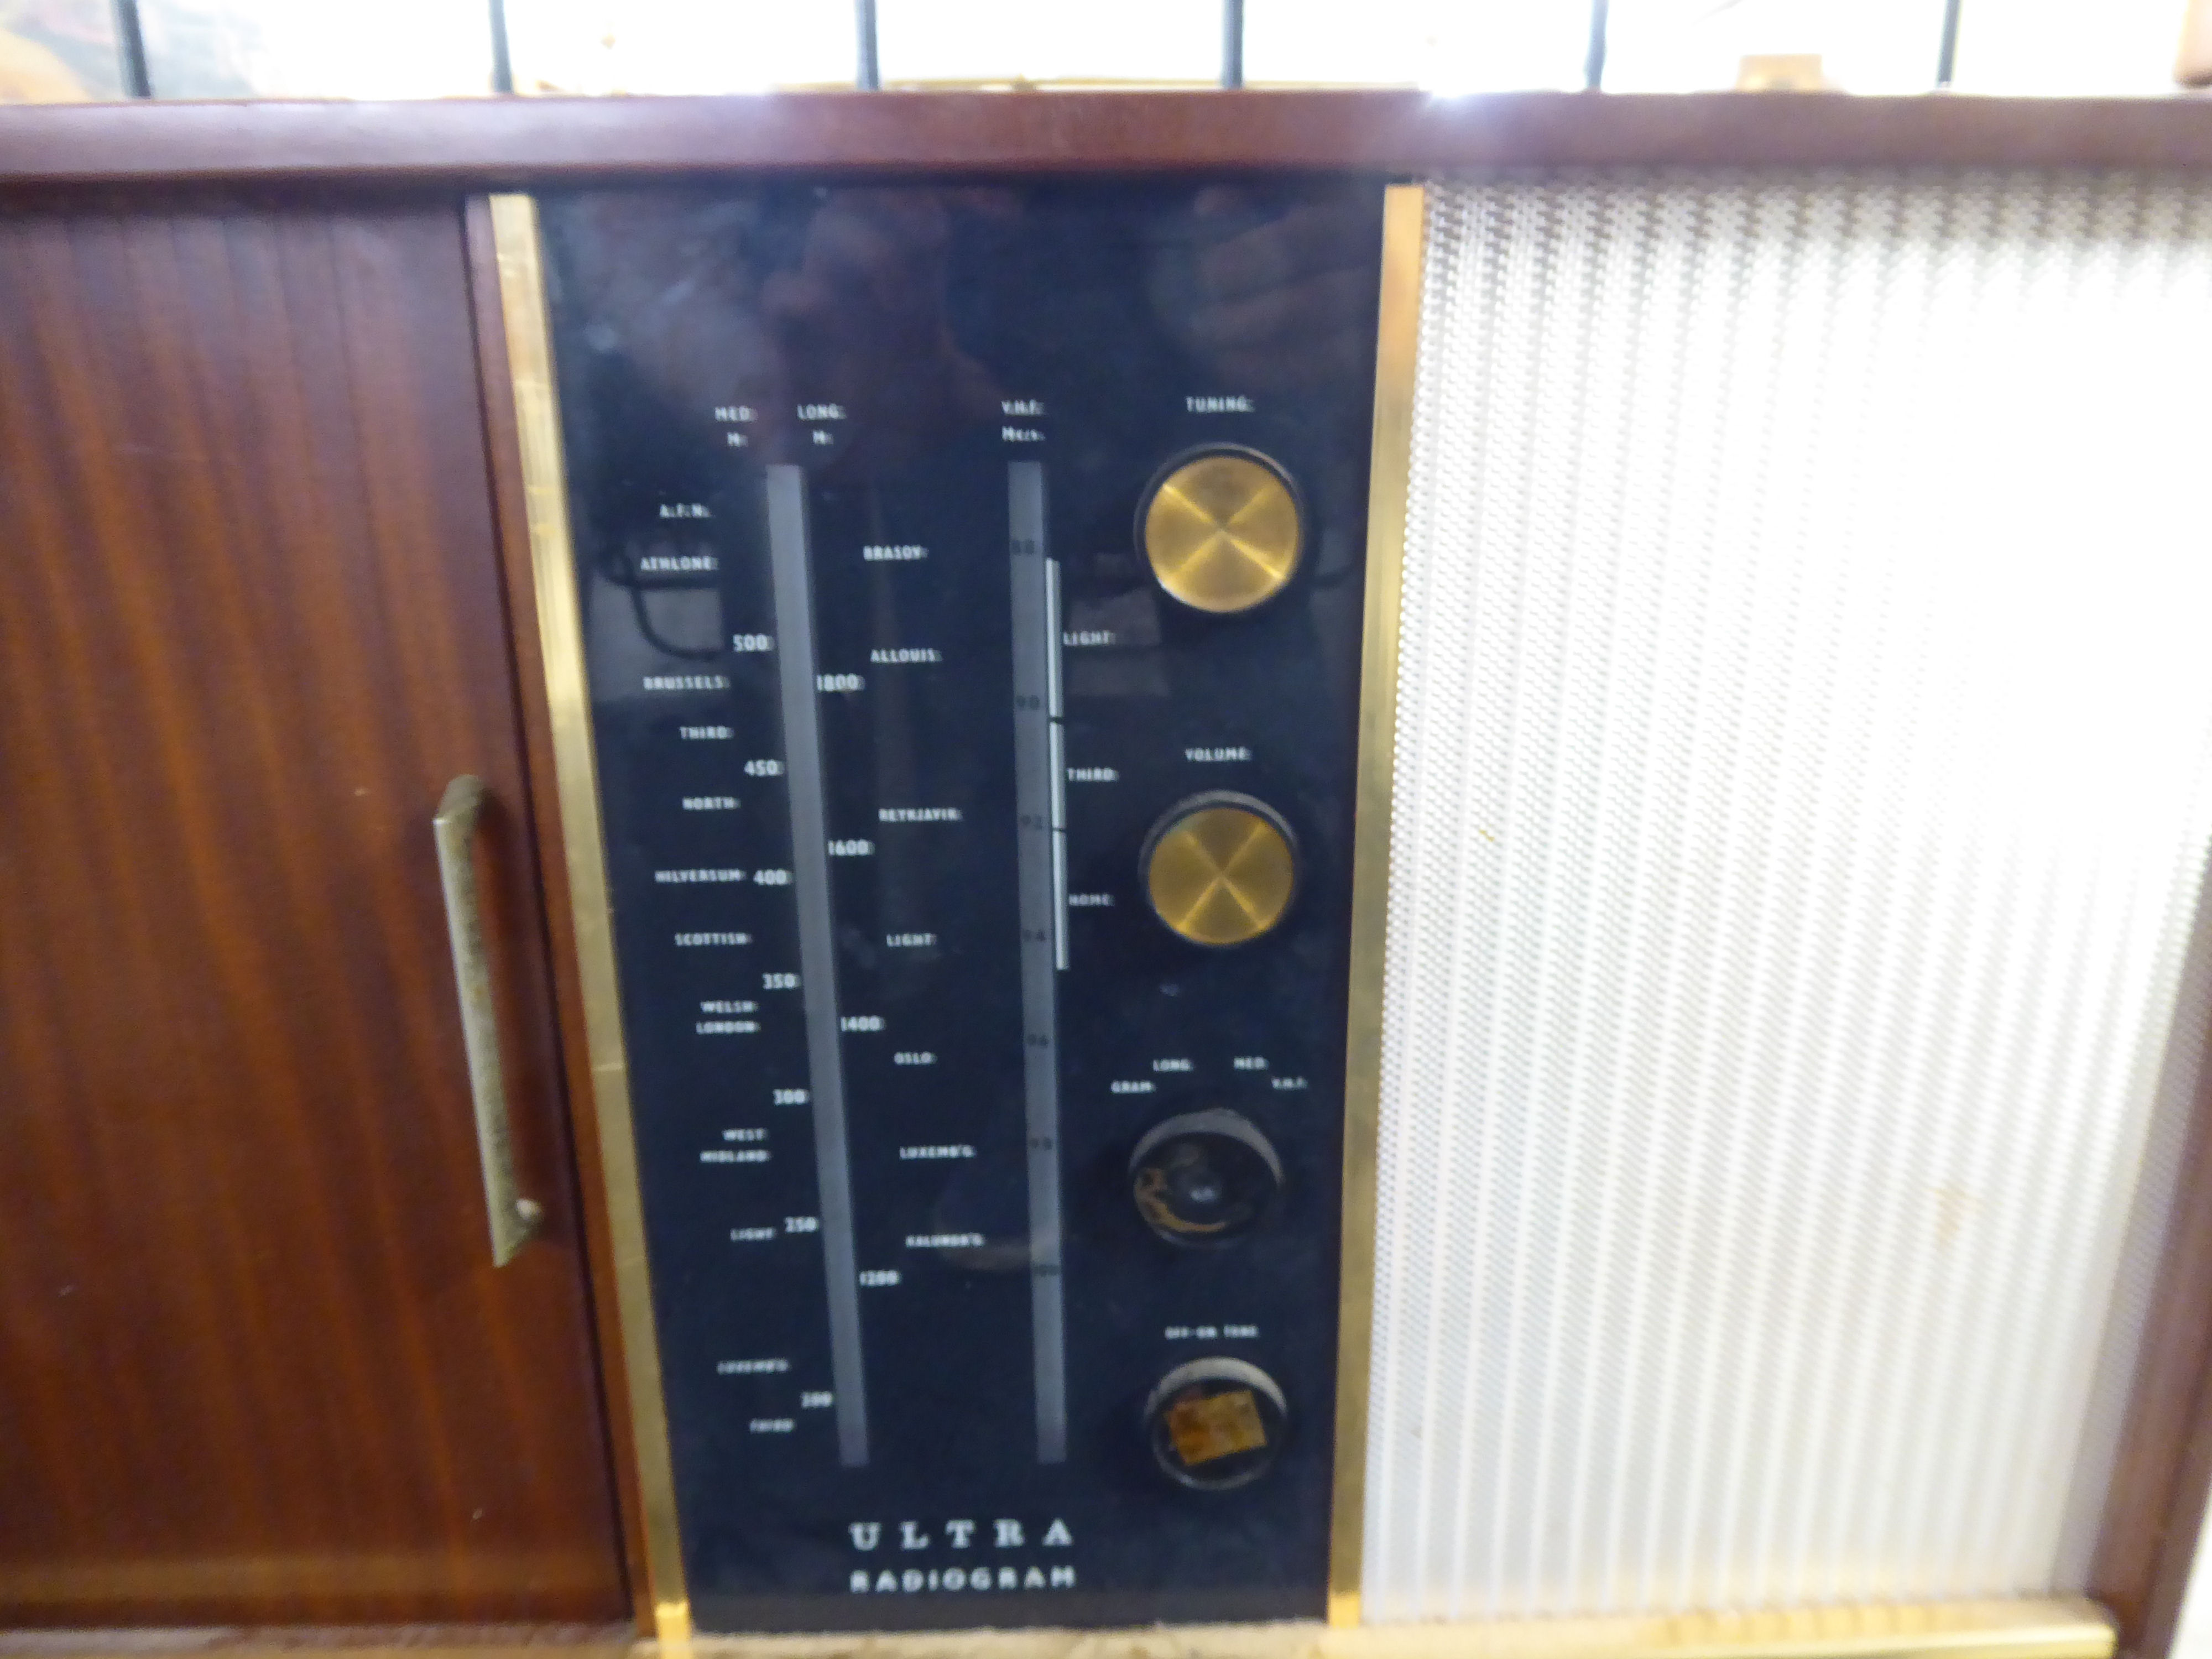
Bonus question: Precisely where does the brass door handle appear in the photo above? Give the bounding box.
[434,775,544,1267]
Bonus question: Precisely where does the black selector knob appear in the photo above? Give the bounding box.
[1128,1109,1282,1247]
[1142,1357,1288,1491]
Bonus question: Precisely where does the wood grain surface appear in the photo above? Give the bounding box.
[0,197,627,1626]
[3,91,2212,187]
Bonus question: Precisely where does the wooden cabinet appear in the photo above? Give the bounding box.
[0,199,628,1626]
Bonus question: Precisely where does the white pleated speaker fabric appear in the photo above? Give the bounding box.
[1367,174,2212,1621]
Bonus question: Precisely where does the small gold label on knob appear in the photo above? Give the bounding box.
[1141,450,1302,614]
[1144,797,1297,947]
[1165,1389,1269,1468]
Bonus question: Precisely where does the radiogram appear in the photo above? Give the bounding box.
[12,87,2212,1659]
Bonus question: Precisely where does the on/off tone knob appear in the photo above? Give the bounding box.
[1139,448,1303,615]
[1140,792,1297,948]
[1142,1357,1288,1491]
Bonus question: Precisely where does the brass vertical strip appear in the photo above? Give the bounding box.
[487,192,692,1648]
[1328,181,1427,1632]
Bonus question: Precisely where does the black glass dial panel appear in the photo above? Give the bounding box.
[538,179,1383,1633]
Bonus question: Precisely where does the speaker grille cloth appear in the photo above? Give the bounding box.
[1368,173,2212,1620]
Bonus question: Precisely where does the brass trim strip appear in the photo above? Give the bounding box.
[487,191,692,1647]
[1328,180,1427,1632]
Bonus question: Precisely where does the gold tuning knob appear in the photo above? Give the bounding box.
[1139,449,1302,614]
[1141,793,1298,948]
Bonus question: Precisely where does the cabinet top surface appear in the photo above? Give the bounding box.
[5,90,2212,189]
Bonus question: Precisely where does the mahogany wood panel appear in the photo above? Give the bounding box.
[5,91,2212,187]
[0,198,628,1626]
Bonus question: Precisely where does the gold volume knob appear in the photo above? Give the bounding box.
[1139,449,1302,614]
[1141,792,1298,947]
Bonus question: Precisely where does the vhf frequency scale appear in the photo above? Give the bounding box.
[539,179,1385,1631]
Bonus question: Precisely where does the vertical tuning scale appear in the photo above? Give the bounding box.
[538,180,1385,1632]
